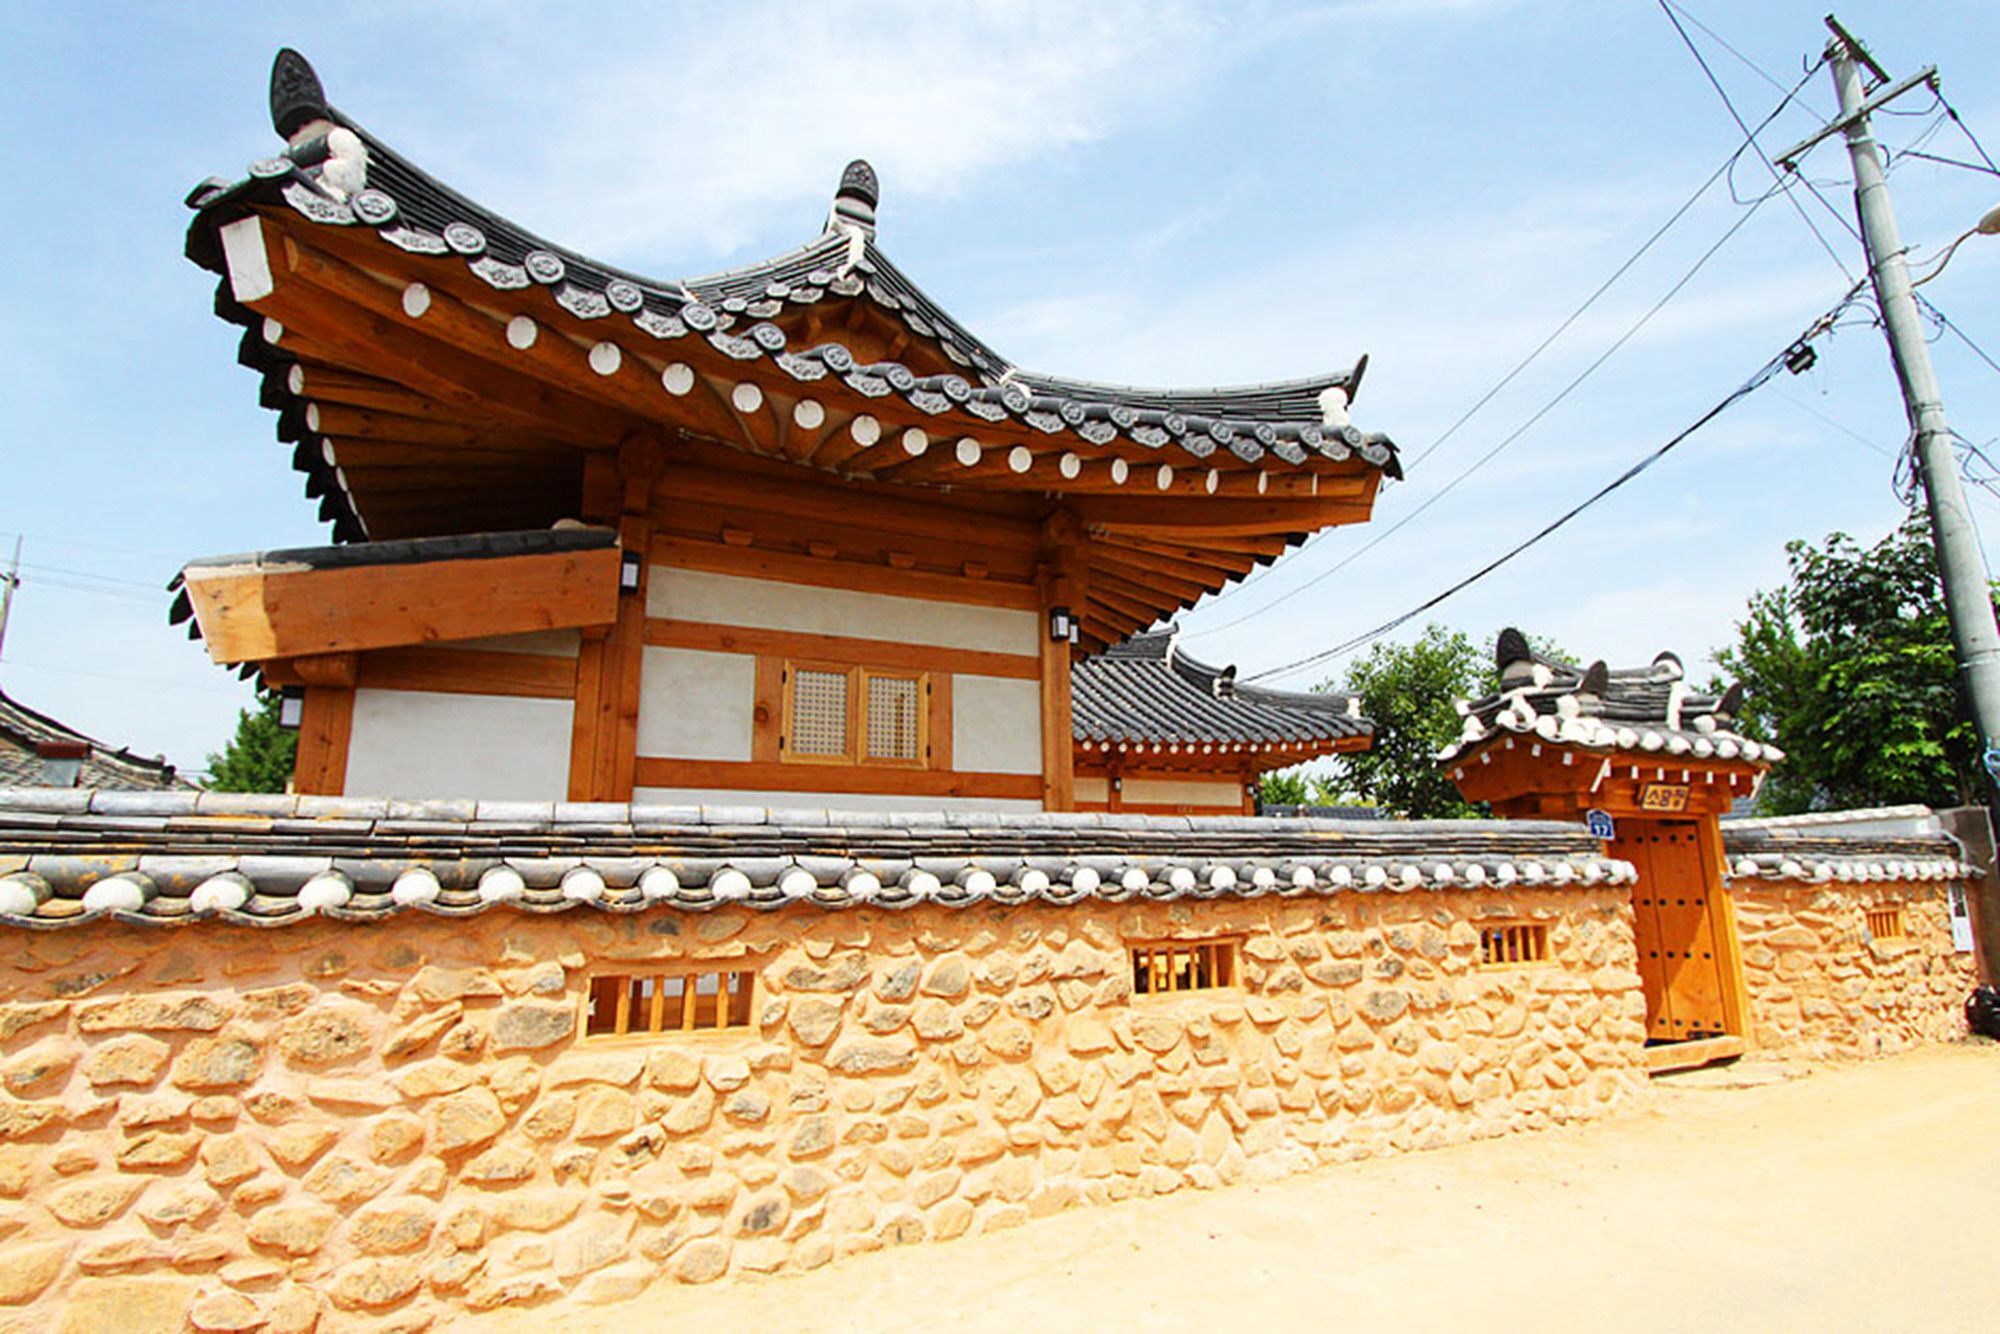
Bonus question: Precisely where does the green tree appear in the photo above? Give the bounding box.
[205,691,297,793]
[1326,624,1487,819]
[1306,624,1573,819]
[1258,767,1344,807]
[1716,515,1986,814]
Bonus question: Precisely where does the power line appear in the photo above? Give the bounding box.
[1180,57,1829,631]
[1893,148,2000,178]
[1189,178,1787,642]
[1659,0,1857,282]
[15,560,166,592]
[1939,89,2000,176]
[1242,283,1868,686]
[1918,295,2000,379]
[0,658,249,697]
[1661,1,1802,100]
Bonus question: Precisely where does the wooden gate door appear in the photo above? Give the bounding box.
[1614,819,1729,1042]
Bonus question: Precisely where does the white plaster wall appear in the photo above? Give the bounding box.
[1123,777,1245,808]
[634,787,1041,814]
[649,568,1037,655]
[1075,777,1110,805]
[344,689,573,801]
[636,647,755,761]
[434,629,580,657]
[952,675,1042,776]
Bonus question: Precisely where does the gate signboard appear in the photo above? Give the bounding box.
[1639,783,1692,813]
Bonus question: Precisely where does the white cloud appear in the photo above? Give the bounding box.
[409,2,1223,263]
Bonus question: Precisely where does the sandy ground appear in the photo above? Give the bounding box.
[469,1043,2000,1333]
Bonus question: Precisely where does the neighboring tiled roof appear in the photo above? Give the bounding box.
[1072,626,1371,756]
[0,789,1633,928]
[183,50,1399,543]
[1437,628,1780,765]
[0,691,187,791]
[1721,825,1976,884]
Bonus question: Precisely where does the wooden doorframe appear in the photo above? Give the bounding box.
[1692,816,1752,1045]
[1612,814,1752,1050]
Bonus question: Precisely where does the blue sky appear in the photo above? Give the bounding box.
[3,1,1998,776]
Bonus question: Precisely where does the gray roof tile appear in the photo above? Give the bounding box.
[1073,625,1371,753]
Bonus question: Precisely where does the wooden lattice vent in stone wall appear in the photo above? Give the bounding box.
[1479,922,1550,969]
[1130,940,1237,994]
[585,969,756,1037]
[1865,906,1907,941]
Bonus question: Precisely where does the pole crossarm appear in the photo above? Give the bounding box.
[1775,64,1937,169]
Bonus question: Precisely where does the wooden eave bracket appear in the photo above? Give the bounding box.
[181,544,622,666]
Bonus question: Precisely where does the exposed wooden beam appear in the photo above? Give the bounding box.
[652,534,1039,610]
[1090,560,1217,613]
[182,545,621,665]
[1076,495,1372,536]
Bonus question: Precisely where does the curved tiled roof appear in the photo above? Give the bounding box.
[0,691,186,791]
[1437,628,1780,766]
[1072,626,1371,756]
[183,50,1399,543]
[0,789,1629,929]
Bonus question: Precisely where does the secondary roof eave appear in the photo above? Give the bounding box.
[1071,626,1374,758]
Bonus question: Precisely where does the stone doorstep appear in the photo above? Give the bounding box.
[1650,1053,1813,1090]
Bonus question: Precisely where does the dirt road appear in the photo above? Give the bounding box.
[470,1043,1999,1333]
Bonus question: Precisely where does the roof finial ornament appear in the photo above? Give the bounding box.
[1494,627,1535,687]
[269,48,331,142]
[829,159,879,239]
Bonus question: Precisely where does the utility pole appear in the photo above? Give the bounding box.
[1789,19,2000,794]
[0,536,19,668]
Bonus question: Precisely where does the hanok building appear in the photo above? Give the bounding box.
[1070,625,1371,815]
[0,52,1977,1326]
[171,50,1398,811]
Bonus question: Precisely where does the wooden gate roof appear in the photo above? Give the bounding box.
[1438,628,1779,766]
[180,50,1399,646]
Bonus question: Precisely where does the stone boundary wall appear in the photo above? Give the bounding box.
[0,886,1644,1329]
[1732,878,1974,1060]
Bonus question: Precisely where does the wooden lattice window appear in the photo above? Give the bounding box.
[1479,923,1550,968]
[1131,941,1236,995]
[864,672,922,762]
[1866,906,1907,940]
[787,668,850,758]
[584,969,755,1037]
[779,661,928,766]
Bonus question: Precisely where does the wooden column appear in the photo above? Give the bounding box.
[1037,510,1085,812]
[568,438,660,801]
[288,653,357,796]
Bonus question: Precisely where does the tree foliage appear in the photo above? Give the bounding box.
[1258,767,1343,808]
[205,691,296,793]
[1318,624,1488,819]
[1717,516,1986,814]
[1300,624,1575,819]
